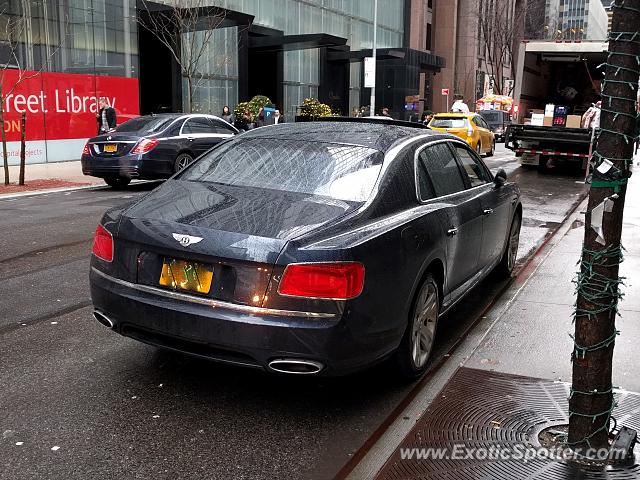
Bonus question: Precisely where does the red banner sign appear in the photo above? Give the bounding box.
[1,69,140,142]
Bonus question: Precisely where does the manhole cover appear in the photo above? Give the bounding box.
[375,368,640,479]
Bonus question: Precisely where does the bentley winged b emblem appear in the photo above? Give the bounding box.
[172,233,203,247]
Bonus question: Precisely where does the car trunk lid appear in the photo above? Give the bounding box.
[114,180,358,305]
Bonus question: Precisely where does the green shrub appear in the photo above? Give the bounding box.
[234,95,272,119]
[299,98,333,118]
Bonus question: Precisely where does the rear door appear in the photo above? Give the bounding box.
[474,116,493,152]
[416,142,483,295]
[449,143,513,269]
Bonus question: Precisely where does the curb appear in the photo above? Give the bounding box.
[335,189,590,480]
[0,180,158,200]
[0,184,108,200]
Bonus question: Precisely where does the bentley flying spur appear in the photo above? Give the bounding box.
[89,119,521,378]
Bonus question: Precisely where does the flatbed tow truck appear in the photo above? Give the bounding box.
[505,40,608,172]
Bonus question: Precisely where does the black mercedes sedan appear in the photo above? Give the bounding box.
[89,120,521,378]
[81,113,238,187]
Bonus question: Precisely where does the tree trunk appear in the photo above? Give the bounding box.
[568,0,639,454]
[1,100,9,186]
[19,111,25,186]
[188,76,194,113]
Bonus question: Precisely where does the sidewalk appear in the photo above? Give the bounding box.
[352,165,640,479]
[0,161,107,197]
[1,161,104,195]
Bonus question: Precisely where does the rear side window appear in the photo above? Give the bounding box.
[416,143,466,200]
[182,117,216,134]
[451,144,491,187]
[210,119,236,135]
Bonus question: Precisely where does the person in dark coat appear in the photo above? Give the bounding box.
[96,97,117,134]
[221,106,234,124]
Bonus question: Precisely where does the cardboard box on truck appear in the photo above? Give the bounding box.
[566,115,582,128]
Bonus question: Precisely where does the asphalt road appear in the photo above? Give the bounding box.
[0,145,587,480]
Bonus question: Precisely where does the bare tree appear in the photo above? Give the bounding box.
[0,5,34,185]
[137,0,229,113]
[477,0,523,95]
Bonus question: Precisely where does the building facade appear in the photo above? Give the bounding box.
[0,0,140,165]
[423,0,524,114]
[525,0,609,40]
[1,0,446,165]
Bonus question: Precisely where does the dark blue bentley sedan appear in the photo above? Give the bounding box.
[89,119,521,378]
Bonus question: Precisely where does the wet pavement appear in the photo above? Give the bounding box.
[0,145,588,479]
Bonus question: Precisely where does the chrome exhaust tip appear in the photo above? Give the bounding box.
[268,359,324,375]
[93,310,115,329]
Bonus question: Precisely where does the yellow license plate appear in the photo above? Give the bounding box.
[159,258,213,294]
[104,144,117,153]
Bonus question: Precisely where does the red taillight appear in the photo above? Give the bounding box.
[278,262,365,300]
[92,224,113,262]
[131,138,159,154]
[83,143,91,155]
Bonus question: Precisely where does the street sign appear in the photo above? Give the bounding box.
[364,57,376,88]
[441,88,449,96]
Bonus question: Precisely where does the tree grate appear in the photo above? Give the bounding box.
[375,368,640,479]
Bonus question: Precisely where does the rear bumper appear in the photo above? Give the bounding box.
[89,267,397,375]
[81,154,172,180]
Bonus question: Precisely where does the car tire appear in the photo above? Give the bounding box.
[486,140,494,157]
[174,153,193,172]
[496,213,521,278]
[104,176,131,188]
[395,273,440,380]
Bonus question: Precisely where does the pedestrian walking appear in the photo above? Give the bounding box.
[96,97,117,135]
[255,107,266,128]
[272,109,285,125]
[235,109,254,131]
[221,106,234,124]
[421,110,434,126]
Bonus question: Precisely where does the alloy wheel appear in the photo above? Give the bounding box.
[507,216,521,271]
[410,281,438,369]
[176,154,193,171]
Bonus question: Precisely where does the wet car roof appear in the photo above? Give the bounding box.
[237,121,443,152]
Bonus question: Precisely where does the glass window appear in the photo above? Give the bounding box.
[451,145,491,188]
[417,143,466,197]
[416,149,436,201]
[210,119,236,134]
[182,117,216,134]
[179,138,384,202]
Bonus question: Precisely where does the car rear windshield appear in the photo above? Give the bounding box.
[431,117,468,128]
[178,138,384,202]
[479,111,505,125]
[115,116,175,133]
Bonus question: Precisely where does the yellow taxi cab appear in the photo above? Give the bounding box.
[428,113,495,157]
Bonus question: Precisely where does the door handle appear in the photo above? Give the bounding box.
[187,136,195,141]
[483,208,494,215]
[447,227,458,236]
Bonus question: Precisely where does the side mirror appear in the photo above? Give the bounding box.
[494,168,507,187]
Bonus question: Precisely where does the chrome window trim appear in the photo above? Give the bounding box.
[91,267,336,319]
[413,138,489,204]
